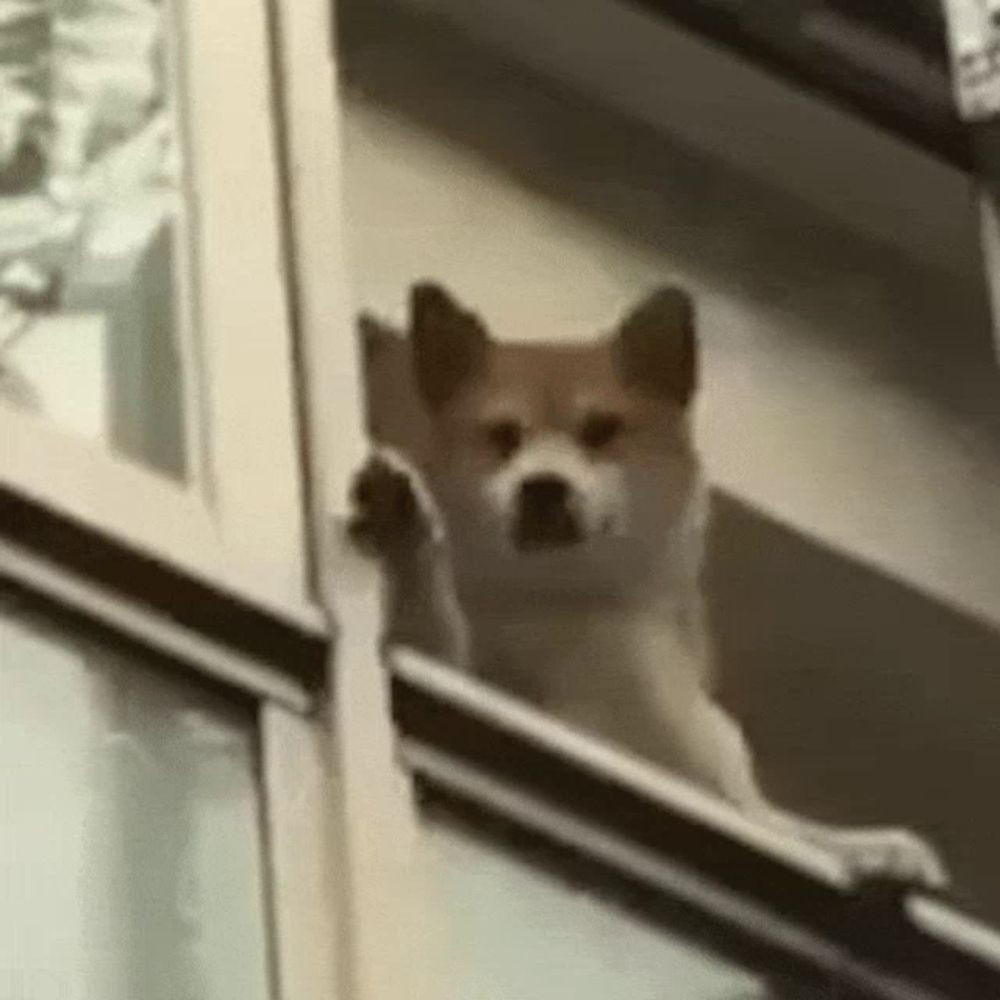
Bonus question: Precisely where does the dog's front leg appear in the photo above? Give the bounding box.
[760,806,949,891]
[679,696,949,890]
[348,447,470,670]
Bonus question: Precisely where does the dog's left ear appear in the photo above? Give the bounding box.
[410,281,489,409]
[612,285,697,407]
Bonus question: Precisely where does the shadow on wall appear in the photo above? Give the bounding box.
[708,489,1000,925]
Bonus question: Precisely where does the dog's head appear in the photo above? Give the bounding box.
[403,281,700,569]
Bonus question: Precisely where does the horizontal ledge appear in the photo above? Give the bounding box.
[392,647,847,885]
[0,482,329,691]
[0,533,320,712]
[907,896,1000,973]
[391,646,1000,998]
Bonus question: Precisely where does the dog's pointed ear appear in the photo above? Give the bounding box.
[410,281,489,408]
[612,285,697,406]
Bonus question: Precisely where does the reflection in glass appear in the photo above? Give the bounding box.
[0,600,272,1000]
[0,0,191,478]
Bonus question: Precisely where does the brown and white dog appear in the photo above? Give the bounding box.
[351,280,947,889]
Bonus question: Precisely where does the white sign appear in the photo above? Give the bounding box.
[944,0,1000,119]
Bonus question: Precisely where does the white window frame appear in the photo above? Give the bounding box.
[0,559,339,1000]
[0,0,315,624]
[268,0,442,994]
[0,0,344,996]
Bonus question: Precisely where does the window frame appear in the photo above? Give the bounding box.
[0,0,314,625]
[0,540,338,1000]
[0,0,345,995]
[268,0,444,995]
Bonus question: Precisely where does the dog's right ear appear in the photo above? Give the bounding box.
[409,281,489,409]
[612,285,697,407]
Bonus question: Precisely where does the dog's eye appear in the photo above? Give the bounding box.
[485,419,523,458]
[580,412,623,450]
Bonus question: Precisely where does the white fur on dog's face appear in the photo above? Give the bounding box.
[422,337,700,595]
[373,282,703,594]
[484,432,625,545]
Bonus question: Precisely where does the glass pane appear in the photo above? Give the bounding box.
[0,0,192,480]
[423,817,830,1000]
[0,598,272,1000]
[340,0,1000,927]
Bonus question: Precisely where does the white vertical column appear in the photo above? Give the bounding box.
[271,0,449,995]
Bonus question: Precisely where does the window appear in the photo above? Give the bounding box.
[0,0,191,477]
[0,0,342,997]
[0,576,339,1000]
[0,598,272,1000]
[1,0,312,613]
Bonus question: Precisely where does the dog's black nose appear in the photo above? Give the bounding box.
[516,476,580,549]
[521,475,568,512]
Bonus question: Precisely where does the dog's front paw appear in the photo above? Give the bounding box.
[348,448,442,558]
[833,828,949,891]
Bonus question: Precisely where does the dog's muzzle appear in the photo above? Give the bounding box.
[514,475,582,550]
